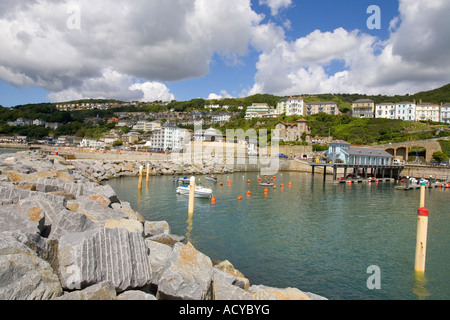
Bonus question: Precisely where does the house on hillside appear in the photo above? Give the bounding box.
[416,102,440,122]
[274,119,311,143]
[306,101,340,116]
[352,99,375,118]
[276,97,305,116]
[440,103,450,124]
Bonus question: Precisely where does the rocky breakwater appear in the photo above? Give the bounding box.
[70,158,233,182]
[0,151,326,300]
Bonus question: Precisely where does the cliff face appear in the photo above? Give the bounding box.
[0,150,325,300]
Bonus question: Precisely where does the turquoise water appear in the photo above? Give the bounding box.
[107,172,449,300]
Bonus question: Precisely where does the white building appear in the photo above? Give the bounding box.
[416,103,440,122]
[211,113,232,124]
[395,102,416,121]
[276,97,305,116]
[132,121,161,132]
[440,103,450,124]
[149,125,189,152]
[375,103,396,119]
[245,103,270,119]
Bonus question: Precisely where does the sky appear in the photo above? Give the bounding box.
[0,0,450,107]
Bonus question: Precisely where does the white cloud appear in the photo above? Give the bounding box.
[259,0,292,16]
[207,90,234,100]
[1,0,449,103]
[129,82,175,102]
[249,0,450,96]
[0,0,262,101]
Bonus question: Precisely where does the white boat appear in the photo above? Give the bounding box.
[205,176,218,182]
[176,185,214,198]
[173,176,191,184]
[260,182,274,187]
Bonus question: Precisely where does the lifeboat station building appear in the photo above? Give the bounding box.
[311,140,402,181]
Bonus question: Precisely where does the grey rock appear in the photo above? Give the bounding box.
[58,227,152,292]
[145,240,172,286]
[55,281,117,300]
[213,277,252,300]
[157,242,214,300]
[0,232,62,300]
[91,184,120,204]
[213,268,248,291]
[147,233,187,247]
[0,204,46,235]
[304,292,328,300]
[19,195,66,235]
[50,209,99,240]
[74,195,125,225]
[117,290,157,300]
[144,221,170,238]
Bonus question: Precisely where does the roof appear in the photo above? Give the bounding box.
[329,140,350,145]
[353,99,374,103]
[276,121,297,127]
[342,147,394,158]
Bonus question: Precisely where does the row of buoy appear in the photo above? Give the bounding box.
[212,176,293,203]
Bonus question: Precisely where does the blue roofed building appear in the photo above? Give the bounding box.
[325,140,394,165]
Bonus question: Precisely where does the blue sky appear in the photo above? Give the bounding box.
[0,0,449,107]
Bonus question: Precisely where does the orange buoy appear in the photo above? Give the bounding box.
[288,182,292,187]
[264,188,268,193]
[247,179,251,183]
[211,197,216,204]
[228,180,231,184]
[238,195,242,200]
[247,191,251,196]
[280,184,284,188]
[273,185,277,189]
[219,182,223,186]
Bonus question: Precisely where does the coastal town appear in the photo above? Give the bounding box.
[2,94,450,161]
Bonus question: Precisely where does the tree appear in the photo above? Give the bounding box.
[432,151,448,163]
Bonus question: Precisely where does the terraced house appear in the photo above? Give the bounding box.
[306,101,340,116]
[440,103,450,124]
[416,102,440,122]
[352,99,375,118]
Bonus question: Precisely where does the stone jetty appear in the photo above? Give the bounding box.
[0,150,326,300]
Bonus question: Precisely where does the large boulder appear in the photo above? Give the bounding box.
[54,281,117,300]
[213,260,250,290]
[57,227,152,292]
[157,242,214,300]
[50,209,99,240]
[0,204,46,235]
[248,285,311,300]
[0,232,62,300]
[145,240,173,287]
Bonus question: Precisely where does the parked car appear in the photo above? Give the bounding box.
[430,161,439,166]
[278,153,288,158]
[440,161,449,167]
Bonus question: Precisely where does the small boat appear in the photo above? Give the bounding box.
[176,185,213,198]
[173,176,191,184]
[260,182,274,187]
[205,176,218,182]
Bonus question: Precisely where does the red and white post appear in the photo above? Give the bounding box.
[414,182,429,273]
